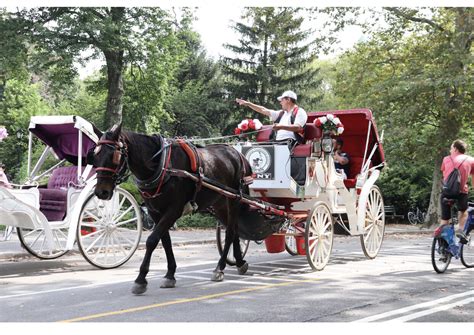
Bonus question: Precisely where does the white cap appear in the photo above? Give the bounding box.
[277,90,297,101]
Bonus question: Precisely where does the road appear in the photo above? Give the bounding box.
[1,232,473,323]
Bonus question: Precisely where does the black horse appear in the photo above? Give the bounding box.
[90,124,252,295]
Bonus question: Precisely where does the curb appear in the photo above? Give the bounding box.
[0,230,431,262]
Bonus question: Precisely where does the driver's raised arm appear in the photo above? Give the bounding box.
[235,98,277,118]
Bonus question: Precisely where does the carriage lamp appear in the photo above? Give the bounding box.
[321,135,333,153]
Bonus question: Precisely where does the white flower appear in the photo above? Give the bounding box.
[326,114,334,121]
[333,117,341,125]
[238,119,249,129]
[320,116,327,124]
[337,127,344,135]
[253,119,263,130]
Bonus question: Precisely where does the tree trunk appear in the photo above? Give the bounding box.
[425,155,443,226]
[104,49,124,128]
[103,7,125,128]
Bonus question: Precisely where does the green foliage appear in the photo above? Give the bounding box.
[0,78,53,180]
[176,212,217,228]
[329,7,473,218]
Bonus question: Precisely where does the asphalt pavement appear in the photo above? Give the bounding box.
[0,223,433,261]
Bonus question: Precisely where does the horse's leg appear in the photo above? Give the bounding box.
[211,223,234,282]
[132,210,180,295]
[233,233,249,275]
[211,200,241,282]
[160,230,177,288]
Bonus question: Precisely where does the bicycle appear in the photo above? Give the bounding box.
[431,200,474,273]
[407,207,426,225]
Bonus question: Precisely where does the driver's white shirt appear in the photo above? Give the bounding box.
[269,107,307,141]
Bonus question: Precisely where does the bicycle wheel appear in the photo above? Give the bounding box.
[460,229,474,268]
[408,212,417,225]
[431,237,451,273]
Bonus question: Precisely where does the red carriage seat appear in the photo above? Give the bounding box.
[292,123,321,157]
[39,166,92,221]
[256,125,273,142]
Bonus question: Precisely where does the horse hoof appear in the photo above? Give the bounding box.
[237,262,249,275]
[160,278,176,288]
[211,271,224,282]
[132,283,147,295]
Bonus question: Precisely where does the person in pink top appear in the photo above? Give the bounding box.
[440,139,474,242]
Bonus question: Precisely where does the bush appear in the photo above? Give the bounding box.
[176,212,217,229]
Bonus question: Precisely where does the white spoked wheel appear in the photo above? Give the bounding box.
[285,219,304,256]
[360,185,385,259]
[77,187,142,269]
[285,224,298,256]
[17,223,69,259]
[305,202,334,271]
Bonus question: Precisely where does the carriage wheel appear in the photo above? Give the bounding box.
[77,187,142,269]
[305,203,334,271]
[285,219,304,256]
[216,223,250,266]
[360,185,385,259]
[17,223,69,259]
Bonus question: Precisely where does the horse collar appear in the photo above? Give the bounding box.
[134,137,173,198]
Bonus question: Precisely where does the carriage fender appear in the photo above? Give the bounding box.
[66,176,97,249]
[356,169,381,234]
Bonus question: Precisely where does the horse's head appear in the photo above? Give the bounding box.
[89,123,128,200]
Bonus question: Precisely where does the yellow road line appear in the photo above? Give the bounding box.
[60,278,319,323]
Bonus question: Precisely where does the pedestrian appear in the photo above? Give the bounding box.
[236,90,308,146]
[439,139,474,242]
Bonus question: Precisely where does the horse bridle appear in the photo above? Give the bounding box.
[95,138,129,185]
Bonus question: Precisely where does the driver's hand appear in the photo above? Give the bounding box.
[235,98,248,106]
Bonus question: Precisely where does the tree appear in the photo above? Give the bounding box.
[222,7,322,112]
[13,7,184,128]
[162,21,229,138]
[328,7,473,225]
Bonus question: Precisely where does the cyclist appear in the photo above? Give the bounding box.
[439,139,474,243]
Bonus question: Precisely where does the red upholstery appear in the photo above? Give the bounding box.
[256,125,273,142]
[292,145,311,157]
[343,156,371,189]
[303,123,322,141]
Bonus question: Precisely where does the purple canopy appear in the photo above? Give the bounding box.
[29,116,102,165]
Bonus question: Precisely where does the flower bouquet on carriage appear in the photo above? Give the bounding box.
[234,118,263,142]
[314,114,344,136]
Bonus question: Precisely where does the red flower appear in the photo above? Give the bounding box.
[241,123,249,131]
[315,119,321,127]
[234,127,241,135]
[248,119,255,130]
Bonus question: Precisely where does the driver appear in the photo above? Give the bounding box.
[236,90,307,146]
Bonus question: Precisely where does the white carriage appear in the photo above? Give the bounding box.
[0,116,142,268]
[223,109,386,270]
